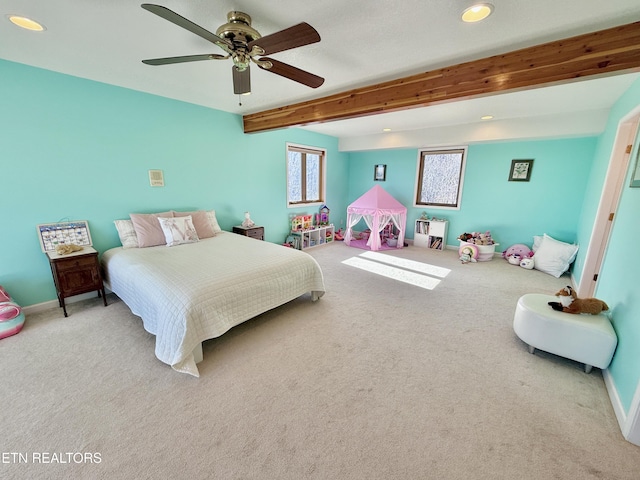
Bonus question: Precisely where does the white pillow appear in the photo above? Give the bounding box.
[533,234,579,278]
[206,210,222,233]
[157,216,199,247]
[114,219,139,249]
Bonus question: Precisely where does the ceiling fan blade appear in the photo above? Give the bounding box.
[141,4,234,54]
[233,66,251,95]
[247,23,320,55]
[142,54,227,66]
[257,58,324,89]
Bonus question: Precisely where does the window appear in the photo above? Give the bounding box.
[287,144,326,207]
[414,147,467,209]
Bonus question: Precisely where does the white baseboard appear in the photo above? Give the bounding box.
[603,368,640,446]
[603,369,627,435]
[22,291,109,316]
[624,379,640,446]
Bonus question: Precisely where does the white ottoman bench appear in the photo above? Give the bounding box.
[513,293,617,373]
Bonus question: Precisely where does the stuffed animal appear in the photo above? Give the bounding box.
[459,245,477,263]
[55,243,84,255]
[502,244,533,262]
[519,257,534,269]
[548,286,609,315]
[242,211,255,228]
[507,254,521,265]
[458,231,496,245]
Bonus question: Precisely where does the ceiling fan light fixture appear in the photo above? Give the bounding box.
[232,65,251,95]
[461,3,494,23]
[7,14,45,31]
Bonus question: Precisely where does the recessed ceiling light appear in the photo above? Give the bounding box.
[383,128,392,132]
[481,115,494,120]
[7,15,45,31]
[461,3,494,23]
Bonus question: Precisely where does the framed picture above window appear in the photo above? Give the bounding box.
[374,164,386,181]
[509,159,534,182]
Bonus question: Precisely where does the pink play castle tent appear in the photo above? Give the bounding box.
[344,185,407,251]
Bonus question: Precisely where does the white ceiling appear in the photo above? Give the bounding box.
[2,1,639,150]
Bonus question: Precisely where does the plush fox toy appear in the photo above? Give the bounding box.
[548,286,609,315]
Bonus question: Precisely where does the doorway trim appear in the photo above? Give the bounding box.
[593,104,640,446]
[577,111,639,298]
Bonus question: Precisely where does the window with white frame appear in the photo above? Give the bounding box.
[287,144,326,207]
[415,147,467,209]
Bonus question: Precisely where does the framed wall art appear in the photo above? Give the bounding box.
[508,159,534,182]
[374,164,386,181]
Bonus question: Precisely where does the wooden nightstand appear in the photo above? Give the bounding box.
[47,247,107,317]
[232,225,265,240]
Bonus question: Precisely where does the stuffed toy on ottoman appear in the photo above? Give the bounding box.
[0,285,25,340]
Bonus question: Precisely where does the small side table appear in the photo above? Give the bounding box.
[46,247,107,317]
[232,225,264,240]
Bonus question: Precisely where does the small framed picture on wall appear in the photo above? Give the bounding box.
[508,159,534,182]
[374,164,386,181]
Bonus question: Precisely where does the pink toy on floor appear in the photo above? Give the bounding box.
[502,244,533,265]
[0,285,25,340]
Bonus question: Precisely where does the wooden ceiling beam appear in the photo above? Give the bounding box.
[243,21,640,133]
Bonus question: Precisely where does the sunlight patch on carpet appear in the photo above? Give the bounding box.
[342,255,443,290]
[358,251,451,278]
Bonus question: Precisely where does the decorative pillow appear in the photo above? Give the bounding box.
[205,210,222,233]
[130,212,173,248]
[172,210,215,239]
[533,234,579,278]
[113,219,139,248]
[158,216,199,247]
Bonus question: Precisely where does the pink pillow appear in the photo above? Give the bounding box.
[129,212,173,248]
[172,210,215,239]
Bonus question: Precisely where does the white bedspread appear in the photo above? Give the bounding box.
[101,232,325,376]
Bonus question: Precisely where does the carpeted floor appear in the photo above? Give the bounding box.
[1,243,639,479]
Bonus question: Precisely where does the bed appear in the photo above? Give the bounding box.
[101,231,325,376]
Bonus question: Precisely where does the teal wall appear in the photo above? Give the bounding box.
[1,59,349,306]
[347,138,596,250]
[346,105,640,418]
[583,79,640,412]
[4,57,640,419]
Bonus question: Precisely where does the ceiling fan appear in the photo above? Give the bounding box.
[140,4,324,96]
